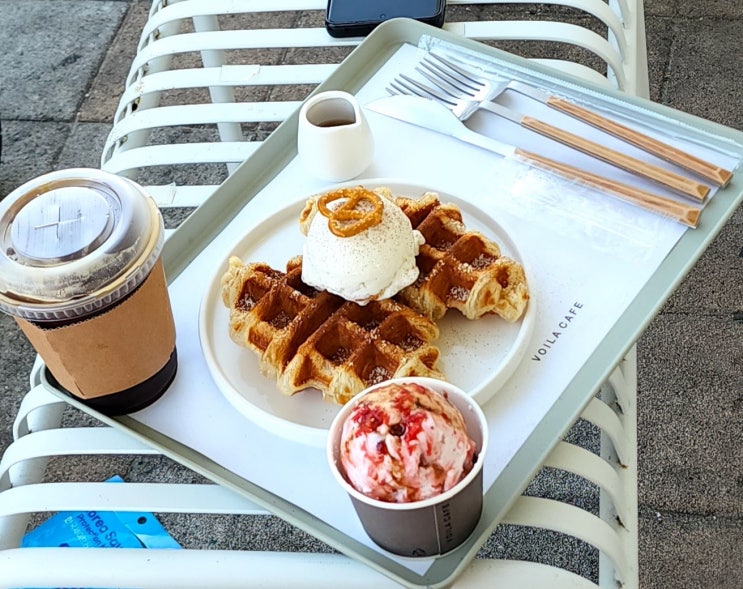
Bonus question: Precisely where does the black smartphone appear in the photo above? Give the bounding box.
[325,0,446,38]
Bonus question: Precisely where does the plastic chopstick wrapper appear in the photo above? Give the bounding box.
[508,148,700,228]
[417,34,738,183]
[403,35,743,231]
[484,156,673,259]
[365,94,702,230]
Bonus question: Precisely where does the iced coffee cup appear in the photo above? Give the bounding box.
[0,168,177,416]
[327,377,488,557]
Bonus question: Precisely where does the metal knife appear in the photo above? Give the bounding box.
[365,95,701,228]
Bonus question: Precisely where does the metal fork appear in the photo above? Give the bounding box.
[423,52,733,188]
[391,58,710,202]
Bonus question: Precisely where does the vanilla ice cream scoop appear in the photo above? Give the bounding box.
[339,381,478,503]
[300,187,424,305]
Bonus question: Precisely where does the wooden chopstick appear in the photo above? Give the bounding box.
[548,98,734,188]
[520,117,711,202]
[516,149,701,228]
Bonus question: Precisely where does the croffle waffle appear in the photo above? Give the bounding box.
[221,255,444,405]
[386,189,529,322]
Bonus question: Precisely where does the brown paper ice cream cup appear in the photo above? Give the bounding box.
[327,377,488,558]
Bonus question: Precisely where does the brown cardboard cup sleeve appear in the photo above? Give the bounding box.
[16,260,176,400]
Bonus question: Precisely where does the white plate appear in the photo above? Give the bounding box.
[199,180,536,447]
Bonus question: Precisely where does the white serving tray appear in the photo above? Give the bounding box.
[45,20,743,589]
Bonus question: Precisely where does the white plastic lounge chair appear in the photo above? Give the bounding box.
[0,2,646,587]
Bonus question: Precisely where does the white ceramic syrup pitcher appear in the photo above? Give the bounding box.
[297,90,374,182]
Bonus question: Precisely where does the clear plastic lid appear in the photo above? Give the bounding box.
[0,168,164,322]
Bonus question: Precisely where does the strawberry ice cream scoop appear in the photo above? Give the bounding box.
[339,382,478,503]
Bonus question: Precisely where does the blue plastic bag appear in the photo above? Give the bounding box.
[22,475,181,549]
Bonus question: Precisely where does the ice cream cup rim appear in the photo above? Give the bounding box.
[326,376,489,511]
